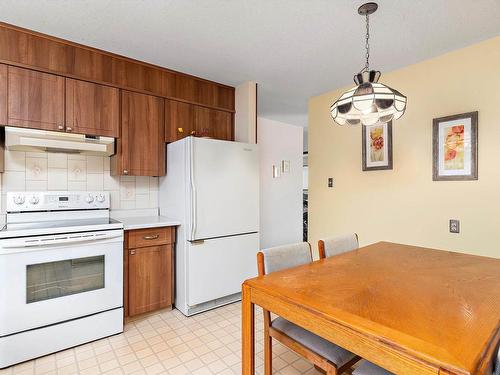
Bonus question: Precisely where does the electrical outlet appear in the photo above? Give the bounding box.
[328,178,334,188]
[449,219,460,233]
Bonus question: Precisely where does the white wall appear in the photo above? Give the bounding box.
[0,149,159,213]
[235,81,257,144]
[258,117,303,248]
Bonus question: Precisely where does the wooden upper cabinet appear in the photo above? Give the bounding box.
[0,65,7,126]
[65,79,119,137]
[165,100,233,143]
[216,86,235,111]
[194,106,214,138]
[5,66,64,131]
[111,91,165,176]
[213,110,233,141]
[165,100,195,142]
[0,65,120,137]
[194,106,233,141]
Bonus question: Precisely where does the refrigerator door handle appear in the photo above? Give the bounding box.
[191,184,197,240]
[189,138,197,240]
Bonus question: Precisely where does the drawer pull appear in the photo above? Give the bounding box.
[177,127,184,133]
[130,250,135,255]
[143,234,160,240]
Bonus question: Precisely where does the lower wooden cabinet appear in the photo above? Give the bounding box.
[124,226,175,318]
[128,245,172,316]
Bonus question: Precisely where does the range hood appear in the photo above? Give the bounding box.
[5,127,115,156]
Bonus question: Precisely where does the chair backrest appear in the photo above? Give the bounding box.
[256,242,312,328]
[257,242,312,276]
[318,233,359,259]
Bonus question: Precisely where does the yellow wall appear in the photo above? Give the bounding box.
[308,36,500,258]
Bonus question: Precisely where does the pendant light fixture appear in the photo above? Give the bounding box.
[330,2,407,126]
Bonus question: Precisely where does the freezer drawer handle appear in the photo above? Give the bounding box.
[143,234,160,240]
[191,239,205,245]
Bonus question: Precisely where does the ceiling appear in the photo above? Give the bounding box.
[1,0,500,128]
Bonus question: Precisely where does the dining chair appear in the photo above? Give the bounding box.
[352,360,393,375]
[318,233,359,259]
[257,242,360,374]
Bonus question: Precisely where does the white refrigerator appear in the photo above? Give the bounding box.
[159,137,259,316]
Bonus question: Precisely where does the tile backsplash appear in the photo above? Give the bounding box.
[0,150,159,213]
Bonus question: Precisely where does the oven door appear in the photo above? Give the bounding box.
[0,229,123,336]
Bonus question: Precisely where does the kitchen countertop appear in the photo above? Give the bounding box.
[116,216,181,231]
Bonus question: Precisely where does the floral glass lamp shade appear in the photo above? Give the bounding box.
[330,3,407,126]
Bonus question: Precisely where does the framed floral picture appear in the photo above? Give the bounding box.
[362,121,393,171]
[432,111,478,181]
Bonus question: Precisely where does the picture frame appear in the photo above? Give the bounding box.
[432,111,478,181]
[362,121,393,171]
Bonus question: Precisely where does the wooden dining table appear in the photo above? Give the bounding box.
[242,242,500,375]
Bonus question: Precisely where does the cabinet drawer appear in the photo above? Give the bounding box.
[127,227,175,249]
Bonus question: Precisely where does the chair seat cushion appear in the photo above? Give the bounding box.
[352,360,393,375]
[271,317,356,367]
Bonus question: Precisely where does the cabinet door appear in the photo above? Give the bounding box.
[165,99,194,142]
[7,66,64,131]
[213,110,233,141]
[128,245,172,316]
[113,91,165,176]
[66,79,119,137]
[194,106,214,138]
[194,106,233,140]
[0,64,7,126]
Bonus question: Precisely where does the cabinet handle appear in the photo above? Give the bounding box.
[190,130,196,135]
[57,124,64,130]
[129,250,135,255]
[123,170,129,175]
[66,127,73,132]
[177,127,184,133]
[143,234,160,240]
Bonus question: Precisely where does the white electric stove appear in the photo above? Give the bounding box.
[0,191,124,369]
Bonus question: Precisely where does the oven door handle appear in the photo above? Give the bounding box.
[0,231,123,251]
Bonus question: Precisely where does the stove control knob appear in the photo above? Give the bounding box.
[29,196,39,205]
[96,194,106,203]
[13,195,25,205]
[85,195,95,204]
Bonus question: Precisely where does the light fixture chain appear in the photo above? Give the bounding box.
[365,13,370,71]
